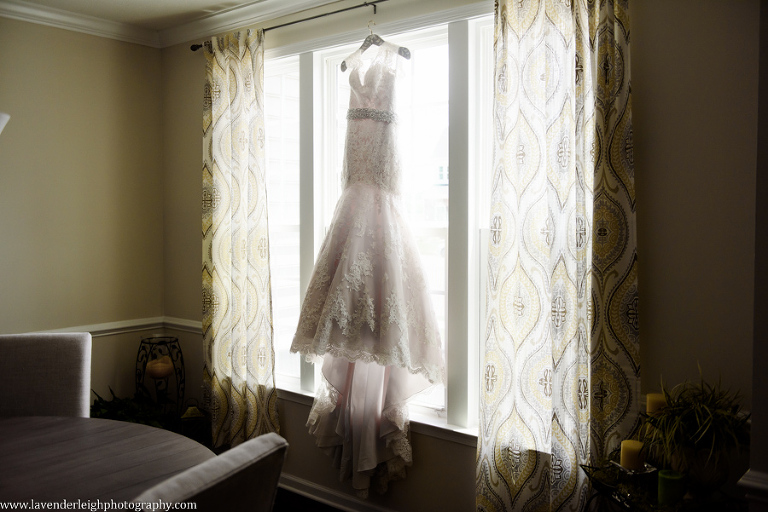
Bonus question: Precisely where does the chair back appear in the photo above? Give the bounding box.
[133,432,288,512]
[0,332,92,417]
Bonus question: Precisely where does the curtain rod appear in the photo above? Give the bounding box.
[190,0,388,51]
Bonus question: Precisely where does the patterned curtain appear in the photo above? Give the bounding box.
[202,29,279,448]
[477,1,638,510]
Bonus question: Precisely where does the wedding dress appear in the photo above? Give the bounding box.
[290,40,445,497]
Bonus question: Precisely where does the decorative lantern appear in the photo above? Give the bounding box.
[135,335,185,413]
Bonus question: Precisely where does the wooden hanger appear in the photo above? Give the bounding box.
[341,21,410,72]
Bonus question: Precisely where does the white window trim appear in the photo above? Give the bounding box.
[263,2,493,61]
[268,4,495,440]
[276,387,477,447]
[299,51,317,393]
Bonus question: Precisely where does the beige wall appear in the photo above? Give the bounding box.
[632,0,759,407]
[748,1,768,497]
[0,18,165,333]
[161,44,205,321]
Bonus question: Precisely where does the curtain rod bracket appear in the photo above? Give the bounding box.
[191,41,212,52]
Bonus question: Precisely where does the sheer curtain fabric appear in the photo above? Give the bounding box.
[476,1,639,510]
[202,29,279,448]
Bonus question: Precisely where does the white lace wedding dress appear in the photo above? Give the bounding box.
[290,40,445,497]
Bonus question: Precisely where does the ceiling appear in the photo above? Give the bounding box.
[0,0,339,47]
[13,0,276,31]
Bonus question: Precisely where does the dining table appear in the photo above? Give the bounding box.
[0,416,216,502]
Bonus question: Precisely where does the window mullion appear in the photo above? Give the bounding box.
[447,20,471,428]
[299,51,315,392]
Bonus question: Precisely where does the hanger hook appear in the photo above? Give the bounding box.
[368,20,376,35]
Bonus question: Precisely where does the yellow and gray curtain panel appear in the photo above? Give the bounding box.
[477,1,638,510]
[202,29,278,448]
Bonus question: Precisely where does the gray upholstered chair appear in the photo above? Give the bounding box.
[133,432,288,512]
[0,332,92,418]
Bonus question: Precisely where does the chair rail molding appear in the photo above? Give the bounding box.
[42,317,202,338]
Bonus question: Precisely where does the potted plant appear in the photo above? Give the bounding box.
[641,374,750,497]
[91,387,178,431]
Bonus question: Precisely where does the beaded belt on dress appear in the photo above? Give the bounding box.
[347,107,396,123]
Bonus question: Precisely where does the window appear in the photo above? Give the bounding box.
[265,56,302,390]
[266,14,494,430]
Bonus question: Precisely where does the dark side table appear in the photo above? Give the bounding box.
[581,463,748,512]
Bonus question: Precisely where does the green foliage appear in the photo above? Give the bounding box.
[90,388,177,431]
[641,373,750,472]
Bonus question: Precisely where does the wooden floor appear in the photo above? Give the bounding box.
[273,488,344,512]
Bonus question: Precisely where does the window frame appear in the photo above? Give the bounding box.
[264,54,302,390]
[265,7,494,439]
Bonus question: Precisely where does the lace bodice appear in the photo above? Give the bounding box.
[342,42,402,194]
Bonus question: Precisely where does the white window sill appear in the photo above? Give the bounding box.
[276,383,478,448]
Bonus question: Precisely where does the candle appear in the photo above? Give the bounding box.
[146,355,174,379]
[620,440,645,471]
[646,393,667,415]
[658,469,685,505]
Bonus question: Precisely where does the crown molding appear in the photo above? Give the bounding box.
[0,0,338,48]
[0,0,162,47]
[159,0,336,48]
